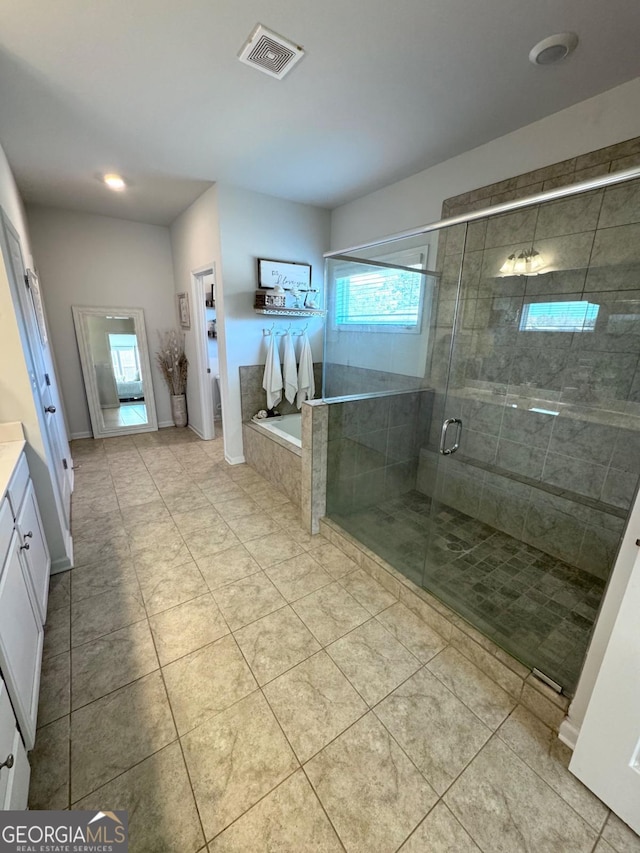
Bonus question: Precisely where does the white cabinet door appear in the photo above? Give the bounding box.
[15,480,50,624]
[0,532,43,750]
[0,678,29,810]
[570,547,640,834]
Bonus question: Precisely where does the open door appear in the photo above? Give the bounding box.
[570,547,640,834]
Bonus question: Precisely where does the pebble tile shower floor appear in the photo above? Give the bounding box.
[333,490,606,694]
[28,428,637,853]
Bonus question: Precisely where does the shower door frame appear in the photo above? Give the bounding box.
[324,163,640,740]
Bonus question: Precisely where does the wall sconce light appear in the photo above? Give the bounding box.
[499,248,546,276]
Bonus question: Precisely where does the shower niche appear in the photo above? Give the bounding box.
[323,170,640,694]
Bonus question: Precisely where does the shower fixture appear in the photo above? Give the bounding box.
[499,248,546,276]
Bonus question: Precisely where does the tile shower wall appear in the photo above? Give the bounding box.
[242,423,302,507]
[326,390,433,516]
[420,154,640,580]
[239,364,323,422]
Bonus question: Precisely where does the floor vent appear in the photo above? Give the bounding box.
[238,24,305,80]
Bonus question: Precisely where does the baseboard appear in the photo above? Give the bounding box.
[51,555,72,575]
[558,717,580,750]
[225,454,246,465]
[70,430,93,440]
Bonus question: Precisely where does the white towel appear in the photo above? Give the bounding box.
[282,333,298,405]
[262,334,283,410]
[296,333,315,408]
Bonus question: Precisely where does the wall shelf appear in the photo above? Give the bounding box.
[254,307,325,317]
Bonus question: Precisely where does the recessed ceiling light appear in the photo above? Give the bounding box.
[529,32,579,66]
[103,173,126,191]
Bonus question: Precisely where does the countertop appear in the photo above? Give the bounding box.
[0,422,26,503]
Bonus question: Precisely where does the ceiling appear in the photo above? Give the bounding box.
[0,0,639,225]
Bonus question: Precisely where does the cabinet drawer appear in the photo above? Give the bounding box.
[0,677,30,810]
[0,498,12,566]
[6,453,29,519]
[16,481,50,624]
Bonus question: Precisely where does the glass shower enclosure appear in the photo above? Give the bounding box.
[323,169,640,695]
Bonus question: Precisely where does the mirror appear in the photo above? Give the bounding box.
[72,305,158,438]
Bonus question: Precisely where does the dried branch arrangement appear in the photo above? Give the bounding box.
[156,329,188,395]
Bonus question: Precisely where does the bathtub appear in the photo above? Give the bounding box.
[250,413,302,449]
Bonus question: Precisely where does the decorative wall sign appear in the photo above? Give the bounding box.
[177,292,191,329]
[257,258,312,291]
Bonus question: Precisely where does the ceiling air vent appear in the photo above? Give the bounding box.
[238,24,305,80]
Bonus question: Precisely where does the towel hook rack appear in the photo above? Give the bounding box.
[262,323,275,336]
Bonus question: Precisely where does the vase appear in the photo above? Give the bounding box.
[170,393,187,427]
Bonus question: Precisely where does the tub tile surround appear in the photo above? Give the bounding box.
[28,427,640,852]
[239,362,323,422]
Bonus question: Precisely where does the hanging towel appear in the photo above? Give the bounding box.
[296,333,315,409]
[263,334,283,410]
[282,333,298,404]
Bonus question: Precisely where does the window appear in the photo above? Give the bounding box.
[519,301,600,333]
[109,334,141,381]
[333,250,428,332]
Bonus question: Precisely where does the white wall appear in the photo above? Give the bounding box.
[331,77,640,250]
[27,206,177,436]
[216,184,331,462]
[169,185,221,438]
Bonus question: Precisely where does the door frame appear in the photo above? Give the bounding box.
[189,263,215,441]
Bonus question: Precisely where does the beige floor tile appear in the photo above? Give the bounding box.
[234,606,320,685]
[339,568,397,615]
[596,841,618,853]
[72,493,120,522]
[311,542,358,579]
[197,544,262,590]
[215,495,263,521]
[73,531,131,568]
[327,618,421,707]
[71,671,176,801]
[133,539,193,573]
[603,814,640,853]
[136,558,208,616]
[43,603,71,660]
[28,716,70,809]
[225,512,283,543]
[70,559,140,602]
[292,582,370,646]
[37,650,70,727]
[305,712,437,853]
[128,519,182,554]
[445,737,598,853]
[71,585,146,647]
[162,486,211,514]
[72,508,124,540]
[185,523,241,561]
[171,505,223,536]
[71,620,159,710]
[376,601,447,663]
[119,498,171,528]
[265,552,333,602]
[244,531,307,569]
[47,570,71,614]
[500,707,609,831]
[399,802,481,852]
[163,634,257,734]
[208,770,343,853]
[75,742,204,853]
[149,593,229,665]
[116,482,162,508]
[202,483,248,505]
[212,571,286,630]
[181,691,298,841]
[427,646,515,730]
[264,650,366,762]
[375,667,491,795]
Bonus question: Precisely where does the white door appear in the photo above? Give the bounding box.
[570,547,640,834]
[1,214,73,526]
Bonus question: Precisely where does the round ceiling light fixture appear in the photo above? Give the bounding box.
[103,173,127,191]
[529,32,579,66]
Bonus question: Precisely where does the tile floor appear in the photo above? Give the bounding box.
[28,428,639,853]
[333,490,606,693]
[102,402,148,428]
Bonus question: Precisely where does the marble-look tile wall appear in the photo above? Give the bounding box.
[239,364,323,422]
[242,424,302,507]
[301,401,328,535]
[326,389,433,516]
[323,362,427,399]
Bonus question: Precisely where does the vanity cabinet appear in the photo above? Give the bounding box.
[0,674,30,809]
[0,447,49,756]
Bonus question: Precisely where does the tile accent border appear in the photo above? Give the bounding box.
[319,516,570,731]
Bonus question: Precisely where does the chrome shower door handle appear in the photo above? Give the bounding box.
[439,417,463,455]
